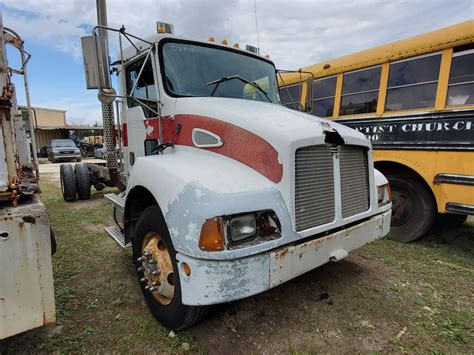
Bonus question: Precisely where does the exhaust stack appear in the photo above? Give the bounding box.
[95,0,125,190]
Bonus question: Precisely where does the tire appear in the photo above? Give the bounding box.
[133,206,208,330]
[60,164,77,202]
[387,174,436,242]
[74,163,91,200]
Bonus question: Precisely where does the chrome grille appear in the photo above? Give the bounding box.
[295,146,335,231]
[339,146,369,218]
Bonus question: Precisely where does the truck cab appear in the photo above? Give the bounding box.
[77,21,392,330]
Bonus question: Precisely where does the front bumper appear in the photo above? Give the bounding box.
[176,210,391,306]
[52,154,80,161]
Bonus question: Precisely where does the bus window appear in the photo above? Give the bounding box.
[312,76,336,117]
[385,53,441,111]
[447,48,474,106]
[340,66,381,115]
[279,83,302,110]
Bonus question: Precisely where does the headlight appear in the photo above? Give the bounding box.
[198,210,281,251]
[227,211,281,246]
[229,214,256,241]
[377,183,391,206]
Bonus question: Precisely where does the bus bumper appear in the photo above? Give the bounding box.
[176,209,391,306]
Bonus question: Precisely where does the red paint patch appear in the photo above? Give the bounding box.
[144,115,283,183]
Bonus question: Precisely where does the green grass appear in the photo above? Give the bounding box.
[359,237,474,353]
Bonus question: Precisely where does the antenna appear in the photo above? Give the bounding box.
[253,0,260,54]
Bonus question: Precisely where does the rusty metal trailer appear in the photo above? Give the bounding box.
[0,15,55,339]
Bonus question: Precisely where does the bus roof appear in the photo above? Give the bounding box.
[280,20,474,85]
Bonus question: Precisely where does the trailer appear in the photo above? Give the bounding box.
[61,0,392,330]
[0,16,55,339]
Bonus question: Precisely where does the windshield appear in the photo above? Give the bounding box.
[52,140,76,148]
[161,41,279,103]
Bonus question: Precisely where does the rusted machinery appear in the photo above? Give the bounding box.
[0,14,55,339]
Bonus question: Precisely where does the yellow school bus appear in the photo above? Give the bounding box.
[278,20,474,242]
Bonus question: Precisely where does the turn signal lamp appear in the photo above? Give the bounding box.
[208,36,215,42]
[221,39,228,45]
[156,21,174,34]
[199,218,225,251]
[265,54,270,59]
[233,43,240,48]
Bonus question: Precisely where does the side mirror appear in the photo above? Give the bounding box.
[81,35,111,90]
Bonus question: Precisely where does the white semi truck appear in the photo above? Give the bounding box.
[63,0,392,330]
[0,16,55,339]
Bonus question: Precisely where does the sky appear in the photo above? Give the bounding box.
[1,0,473,125]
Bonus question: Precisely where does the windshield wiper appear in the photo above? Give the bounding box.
[206,75,272,102]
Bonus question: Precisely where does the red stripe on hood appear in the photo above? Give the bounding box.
[144,115,283,183]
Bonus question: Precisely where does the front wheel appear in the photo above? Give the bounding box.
[387,174,436,242]
[133,206,208,330]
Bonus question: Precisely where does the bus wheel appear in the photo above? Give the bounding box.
[387,174,435,242]
[74,163,91,200]
[60,164,77,202]
[133,206,208,330]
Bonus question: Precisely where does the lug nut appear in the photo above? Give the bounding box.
[137,266,144,272]
[149,286,158,292]
[137,256,146,262]
[151,270,161,276]
[145,285,151,290]
[140,277,147,282]
[144,251,152,257]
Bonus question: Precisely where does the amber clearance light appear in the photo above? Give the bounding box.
[199,218,225,251]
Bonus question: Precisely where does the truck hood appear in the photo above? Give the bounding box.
[173,97,369,151]
[168,97,370,185]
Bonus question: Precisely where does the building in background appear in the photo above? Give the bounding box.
[20,106,104,152]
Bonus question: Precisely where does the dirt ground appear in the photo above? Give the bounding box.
[0,162,472,354]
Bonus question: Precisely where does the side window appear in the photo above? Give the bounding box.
[447,48,474,106]
[311,76,336,117]
[340,66,381,115]
[385,53,441,111]
[125,57,158,118]
[279,83,302,110]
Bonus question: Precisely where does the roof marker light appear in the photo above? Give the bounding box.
[156,21,174,34]
[221,39,228,45]
[233,43,240,48]
[208,36,215,42]
[245,44,258,54]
